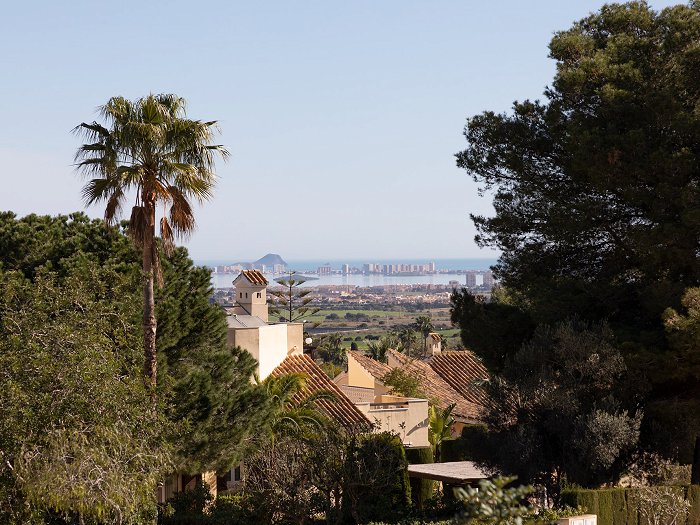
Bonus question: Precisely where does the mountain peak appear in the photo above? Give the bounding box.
[254,253,287,267]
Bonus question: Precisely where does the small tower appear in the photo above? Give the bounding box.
[427,333,442,356]
[232,269,269,322]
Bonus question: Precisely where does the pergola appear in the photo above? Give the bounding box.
[407,461,489,485]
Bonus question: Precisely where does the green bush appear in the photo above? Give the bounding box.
[208,493,257,525]
[343,432,411,523]
[405,447,436,510]
[596,490,613,525]
[439,424,490,463]
[159,480,212,524]
[561,485,700,525]
[609,488,627,525]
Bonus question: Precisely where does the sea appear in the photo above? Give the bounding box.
[199,258,499,289]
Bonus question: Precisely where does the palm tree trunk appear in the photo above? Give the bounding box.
[143,202,158,403]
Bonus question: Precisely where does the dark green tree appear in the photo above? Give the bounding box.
[395,327,418,357]
[455,1,700,372]
[0,213,271,477]
[317,332,347,366]
[454,1,700,460]
[156,247,272,473]
[366,333,401,363]
[450,287,535,373]
[482,321,643,494]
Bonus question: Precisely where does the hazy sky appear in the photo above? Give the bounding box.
[0,1,680,261]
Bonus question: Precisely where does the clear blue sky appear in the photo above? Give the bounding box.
[0,1,680,261]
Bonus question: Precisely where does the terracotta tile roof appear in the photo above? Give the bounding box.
[271,354,371,430]
[387,350,484,423]
[239,269,268,286]
[429,351,490,408]
[428,332,442,341]
[348,351,392,379]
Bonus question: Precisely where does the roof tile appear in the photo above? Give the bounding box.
[271,354,371,430]
[429,351,490,408]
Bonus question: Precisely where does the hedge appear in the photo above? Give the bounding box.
[561,485,700,525]
[441,424,489,463]
[405,447,436,510]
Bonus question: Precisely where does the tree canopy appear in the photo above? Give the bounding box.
[453,1,700,462]
[0,212,271,520]
[456,1,700,353]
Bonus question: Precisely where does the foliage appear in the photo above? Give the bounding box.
[638,486,689,525]
[428,404,456,463]
[454,1,700,459]
[482,320,643,492]
[0,263,171,524]
[242,427,410,525]
[456,0,700,341]
[261,372,334,438]
[0,213,271,519]
[75,94,228,394]
[319,361,344,380]
[367,334,402,363]
[382,367,425,398]
[245,437,319,524]
[414,316,434,356]
[269,272,320,324]
[317,332,347,366]
[396,327,418,358]
[405,448,436,511]
[450,289,535,373]
[561,485,700,525]
[159,480,213,525]
[156,247,272,473]
[621,451,691,487]
[343,432,412,524]
[454,476,534,525]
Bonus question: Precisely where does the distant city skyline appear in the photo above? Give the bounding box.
[0,1,679,260]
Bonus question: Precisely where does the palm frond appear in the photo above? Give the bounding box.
[167,186,196,236]
[103,187,125,224]
[128,206,148,249]
[71,122,110,141]
[160,217,174,257]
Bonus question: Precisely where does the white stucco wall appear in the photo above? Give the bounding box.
[356,397,429,448]
[257,324,290,379]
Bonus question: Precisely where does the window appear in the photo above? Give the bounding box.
[245,292,248,298]
[239,292,242,298]
[256,292,261,298]
[233,465,242,481]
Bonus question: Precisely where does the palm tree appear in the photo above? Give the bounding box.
[396,327,417,358]
[414,315,434,357]
[366,333,400,363]
[428,403,456,462]
[261,372,335,436]
[74,94,228,399]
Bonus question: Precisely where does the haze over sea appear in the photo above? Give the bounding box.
[201,257,499,289]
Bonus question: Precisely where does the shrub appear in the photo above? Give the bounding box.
[343,432,411,524]
[562,486,698,525]
[405,447,436,510]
